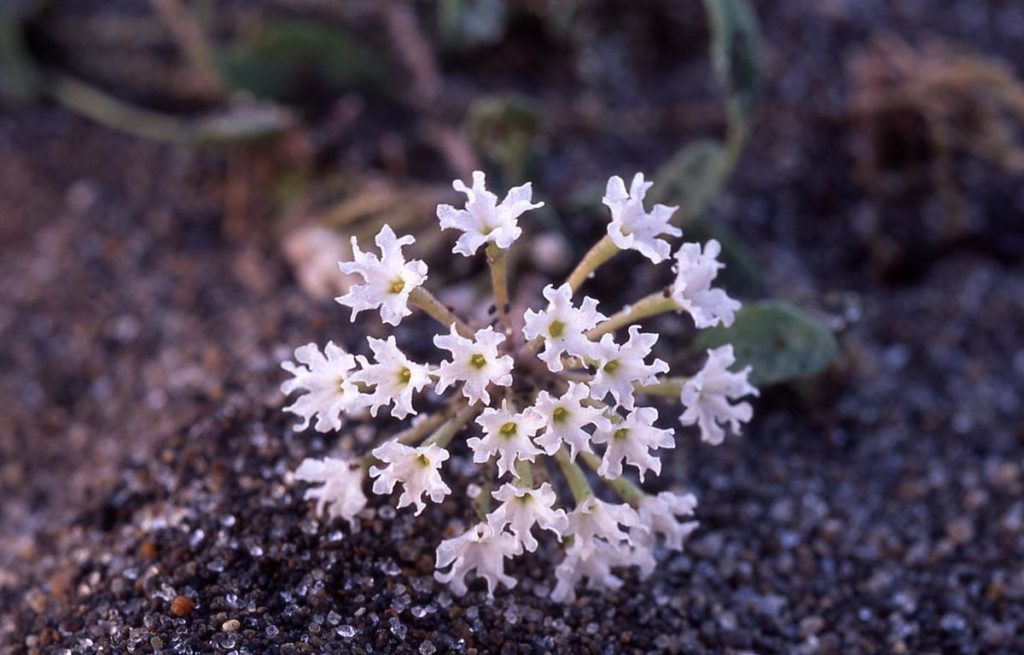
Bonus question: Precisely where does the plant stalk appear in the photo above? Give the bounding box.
[486,242,511,331]
[408,286,475,338]
[580,452,646,507]
[554,448,593,503]
[587,291,679,339]
[565,234,619,293]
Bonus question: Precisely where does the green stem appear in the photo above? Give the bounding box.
[634,377,688,398]
[486,242,511,331]
[554,448,592,503]
[408,286,475,338]
[565,234,619,293]
[580,452,646,507]
[587,291,679,339]
[50,74,185,142]
[395,409,453,445]
[514,460,534,487]
[424,403,482,448]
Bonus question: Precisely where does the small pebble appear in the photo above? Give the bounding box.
[221,619,240,632]
[169,596,194,617]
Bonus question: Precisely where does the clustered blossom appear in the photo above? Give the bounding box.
[282,170,758,602]
[592,407,675,481]
[468,400,545,478]
[336,224,427,326]
[589,326,669,411]
[522,283,606,372]
[368,441,451,515]
[352,336,432,419]
[603,173,682,264]
[293,457,367,527]
[532,383,610,459]
[437,171,543,256]
[281,342,362,433]
[680,344,759,445]
[671,239,741,328]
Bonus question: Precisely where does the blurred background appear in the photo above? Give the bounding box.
[2,0,1023,650]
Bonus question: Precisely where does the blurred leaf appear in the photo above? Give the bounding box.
[0,1,44,102]
[651,138,726,224]
[219,20,389,103]
[467,94,540,183]
[694,301,838,386]
[703,0,761,135]
[439,0,507,50]
[191,104,295,147]
[49,74,185,142]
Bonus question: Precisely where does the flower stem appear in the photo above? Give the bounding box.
[587,291,679,339]
[565,234,619,293]
[634,377,688,398]
[424,402,482,448]
[486,242,511,331]
[408,286,475,338]
[395,403,463,445]
[554,448,592,503]
[514,460,535,487]
[580,452,646,507]
[473,456,496,520]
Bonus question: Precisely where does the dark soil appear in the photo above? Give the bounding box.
[3,1,1024,654]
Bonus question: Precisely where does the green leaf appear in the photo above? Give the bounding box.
[651,138,726,223]
[694,301,838,386]
[191,104,295,147]
[702,0,761,135]
[218,20,389,103]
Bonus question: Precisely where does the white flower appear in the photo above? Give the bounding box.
[550,541,625,603]
[436,171,544,256]
[487,482,568,552]
[671,240,741,328]
[351,336,432,420]
[522,283,606,372]
[603,173,681,264]
[434,325,514,405]
[434,523,520,597]
[633,491,699,552]
[337,224,428,326]
[281,342,364,433]
[532,382,610,459]
[566,496,644,559]
[680,345,758,445]
[589,326,669,411]
[369,441,451,515]
[293,456,367,527]
[592,407,675,481]
[468,400,545,478]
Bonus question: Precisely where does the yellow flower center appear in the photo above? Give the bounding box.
[415,453,431,467]
[398,367,412,385]
[614,428,629,441]
[499,422,518,438]
[552,406,569,424]
[549,320,565,338]
[390,278,406,294]
[470,353,487,369]
[603,359,620,374]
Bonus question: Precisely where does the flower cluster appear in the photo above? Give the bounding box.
[283,171,758,601]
